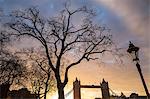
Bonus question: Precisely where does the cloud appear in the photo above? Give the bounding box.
[94,0,150,73]
[0,0,149,96]
[95,0,149,39]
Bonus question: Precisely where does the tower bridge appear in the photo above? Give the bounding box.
[65,78,117,99]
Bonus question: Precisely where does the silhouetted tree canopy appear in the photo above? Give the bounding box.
[0,30,28,98]
[0,31,27,85]
[0,51,26,85]
[25,49,56,99]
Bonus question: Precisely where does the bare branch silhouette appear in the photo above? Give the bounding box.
[6,5,112,99]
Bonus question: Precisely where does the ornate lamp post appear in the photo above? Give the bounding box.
[127,41,149,98]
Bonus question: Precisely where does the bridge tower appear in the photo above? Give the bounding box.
[100,79,110,99]
[73,78,81,99]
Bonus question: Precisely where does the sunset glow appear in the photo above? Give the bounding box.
[0,0,149,99]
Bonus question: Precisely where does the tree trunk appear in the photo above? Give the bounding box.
[55,69,66,99]
[58,85,65,99]
[0,83,11,98]
[44,74,50,99]
[44,87,48,99]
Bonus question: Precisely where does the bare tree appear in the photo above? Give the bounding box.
[30,66,56,99]
[6,5,112,99]
[0,51,26,85]
[26,50,56,99]
[0,31,27,98]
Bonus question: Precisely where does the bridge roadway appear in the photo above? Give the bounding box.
[80,85,101,88]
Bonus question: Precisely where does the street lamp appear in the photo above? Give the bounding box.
[127,41,149,98]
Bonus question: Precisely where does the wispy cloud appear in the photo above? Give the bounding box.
[95,0,149,39]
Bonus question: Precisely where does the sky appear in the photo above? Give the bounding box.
[0,0,149,99]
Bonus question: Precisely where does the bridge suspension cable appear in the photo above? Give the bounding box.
[65,88,73,98]
[109,88,118,96]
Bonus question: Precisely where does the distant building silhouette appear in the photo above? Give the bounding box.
[129,93,147,99]
[7,88,36,99]
[130,93,138,98]
[109,92,147,99]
